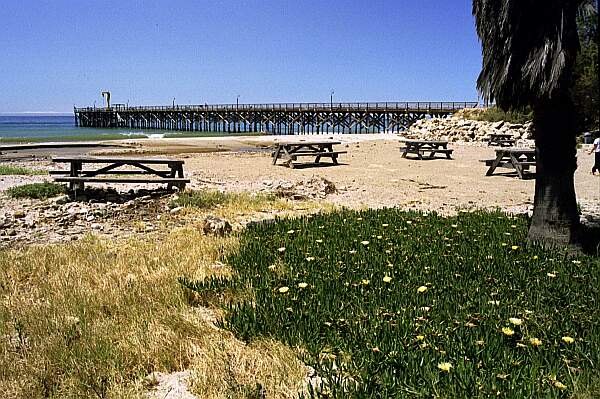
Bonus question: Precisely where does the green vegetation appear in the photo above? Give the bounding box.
[460,107,533,124]
[0,165,46,175]
[182,209,600,398]
[172,190,277,210]
[7,182,67,199]
[573,1,599,132]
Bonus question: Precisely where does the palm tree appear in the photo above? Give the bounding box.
[473,0,589,247]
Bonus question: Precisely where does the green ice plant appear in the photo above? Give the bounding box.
[181,209,599,398]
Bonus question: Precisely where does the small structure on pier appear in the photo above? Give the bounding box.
[74,101,477,134]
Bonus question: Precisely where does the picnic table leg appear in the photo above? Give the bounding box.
[69,161,84,191]
[486,152,504,176]
[282,147,295,168]
[272,146,282,165]
[510,154,525,179]
[444,145,452,159]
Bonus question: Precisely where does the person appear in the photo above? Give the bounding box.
[588,132,600,175]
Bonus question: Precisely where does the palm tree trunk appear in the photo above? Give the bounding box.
[528,95,581,247]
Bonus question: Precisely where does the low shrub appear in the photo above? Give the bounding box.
[6,182,67,199]
[172,190,277,209]
[461,107,533,124]
[0,165,46,176]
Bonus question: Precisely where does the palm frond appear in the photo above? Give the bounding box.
[473,0,585,109]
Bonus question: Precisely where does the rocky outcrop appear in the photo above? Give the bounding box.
[262,177,337,200]
[406,116,535,147]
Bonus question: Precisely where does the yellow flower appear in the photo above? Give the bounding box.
[511,245,519,250]
[502,327,515,336]
[315,239,323,243]
[382,223,389,227]
[361,240,370,245]
[298,282,308,289]
[287,230,295,234]
[529,337,542,346]
[277,247,286,253]
[361,279,370,285]
[306,257,315,261]
[416,335,425,341]
[562,336,574,344]
[417,286,428,293]
[547,272,557,278]
[509,317,523,326]
[383,276,392,283]
[278,286,289,293]
[554,381,567,390]
[533,255,539,260]
[437,362,452,372]
[406,220,413,224]
[268,265,276,271]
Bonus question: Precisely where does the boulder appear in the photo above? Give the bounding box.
[201,215,232,236]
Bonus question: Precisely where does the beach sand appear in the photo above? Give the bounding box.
[1,134,598,215]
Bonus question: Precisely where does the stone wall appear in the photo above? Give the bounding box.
[405,115,535,147]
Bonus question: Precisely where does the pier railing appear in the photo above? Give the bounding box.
[75,101,478,113]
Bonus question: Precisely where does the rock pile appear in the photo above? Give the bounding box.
[262,177,338,200]
[0,189,180,248]
[406,116,535,147]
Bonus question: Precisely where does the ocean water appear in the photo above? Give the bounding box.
[0,115,166,142]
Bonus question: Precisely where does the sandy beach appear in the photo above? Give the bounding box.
[3,134,598,216]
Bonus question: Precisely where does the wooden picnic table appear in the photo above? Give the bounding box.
[399,139,453,160]
[483,147,536,179]
[487,134,516,147]
[272,140,346,168]
[51,156,190,190]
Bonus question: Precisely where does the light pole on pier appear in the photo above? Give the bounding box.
[330,90,334,108]
[172,97,175,108]
[236,95,240,107]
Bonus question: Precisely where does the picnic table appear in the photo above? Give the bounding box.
[482,147,536,179]
[487,134,516,147]
[51,156,190,190]
[399,139,453,160]
[271,140,346,168]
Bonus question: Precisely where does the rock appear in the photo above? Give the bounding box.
[201,215,232,236]
[169,206,183,214]
[53,195,71,205]
[13,210,26,219]
[91,223,103,230]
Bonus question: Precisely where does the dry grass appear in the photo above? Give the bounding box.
[0,196,315,398]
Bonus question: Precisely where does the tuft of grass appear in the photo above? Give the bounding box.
[0,165,47,176]
[183,209,600,398]
[173,190,279,211]
[460,106,533,124]
[6,182,67,199]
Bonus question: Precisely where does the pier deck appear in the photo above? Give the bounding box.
[74,101,477,135]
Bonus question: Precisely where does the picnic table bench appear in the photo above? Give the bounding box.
[51,156,190,190]
[272,140,346,168]
[482,147,536,179]
[487,134,516,147]
[399,139,453,160]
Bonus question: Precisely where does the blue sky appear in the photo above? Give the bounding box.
[0,1,482,113]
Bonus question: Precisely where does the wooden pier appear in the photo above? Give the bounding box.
[74,102,477,134]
